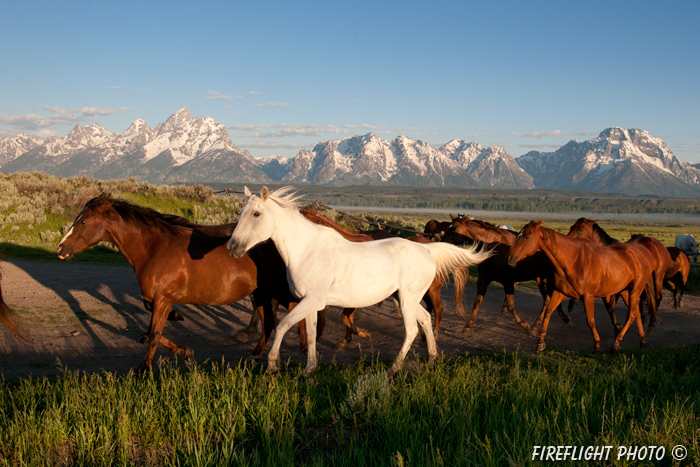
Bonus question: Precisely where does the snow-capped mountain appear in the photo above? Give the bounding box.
[516,128,700,196]
[0,107,271,183]
[2,110,699,196]
[0,133,41,165]
[273,133,534,188]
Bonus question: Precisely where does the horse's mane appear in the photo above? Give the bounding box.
[268,186,303,209]
[87,194,183,237]
[589,221,620,245]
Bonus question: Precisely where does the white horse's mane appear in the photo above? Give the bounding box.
[267,186,303,209]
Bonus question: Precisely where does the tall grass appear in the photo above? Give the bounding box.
[1,348,698,466]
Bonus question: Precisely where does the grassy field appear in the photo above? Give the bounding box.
[1,173,700,466]
[1,348,699,466]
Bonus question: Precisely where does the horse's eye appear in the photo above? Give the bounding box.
[253,212,261,218]
[80,220,87,225]
[525,235,531,240]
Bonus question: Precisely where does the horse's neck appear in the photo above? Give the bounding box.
[105,219,163,272]
[539,229,586,281]
[269,208,322,267]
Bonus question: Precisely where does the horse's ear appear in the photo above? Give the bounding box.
[450,214,455,220]
[535,220,544,228]
[244,186,252,198]
[95,201,113,213]
[593,219,598,224]
[261,186,269,201]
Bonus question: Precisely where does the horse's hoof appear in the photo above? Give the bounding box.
[386,364,399,380]
[529,327,540,337]
[610,345,620,353]
[184,347,194,359]
[561,315,571,324]
[235,329,256,343]
[138,334,149,344]
[335,341,348,351]
[133,363,150,375]
[266,359,280,374]
[536,342,546,352]
[428,354,437,366]
[640,340,648,349]
[520,322,531,332]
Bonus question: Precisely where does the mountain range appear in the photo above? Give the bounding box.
[1,107,699,197]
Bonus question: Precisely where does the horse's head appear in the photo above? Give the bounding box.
[57,195,114,260]
[228,186,276,258]
[507,220,544,267]
[567,218,597,239]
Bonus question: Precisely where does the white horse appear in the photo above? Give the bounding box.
[675,234,698,261]
[227,186,491,377]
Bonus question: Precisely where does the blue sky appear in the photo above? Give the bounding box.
[1,1,699,162]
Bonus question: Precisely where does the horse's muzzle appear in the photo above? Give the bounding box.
[56,244,73,260]
[227,237,245,258]
[506,254,518,268]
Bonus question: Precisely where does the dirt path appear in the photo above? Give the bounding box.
[1,259,699,380]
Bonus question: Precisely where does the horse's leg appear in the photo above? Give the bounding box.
[303,312,319,374]
[602,295,623,333]
[236,294,268,343]
[135,295,174,373]
[503,282,530,331]
[139,299,185,344]
[582,295,601,352]
[337,308,371,351]
[612,287,646,352]
[388,297,435,379]
[567,298,576,314]
[535,291,566,352]
[251,297,277,358]
[267,298,325,374]
[463,276,490,331]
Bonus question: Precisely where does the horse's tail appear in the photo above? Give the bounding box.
[451,266,469,319]
[0,275,30,343]
[423,242,491,283]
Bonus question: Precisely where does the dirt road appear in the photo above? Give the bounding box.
[1,259,699,380]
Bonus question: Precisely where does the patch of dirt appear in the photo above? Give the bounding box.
[1,259,699,380]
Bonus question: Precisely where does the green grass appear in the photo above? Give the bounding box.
[0,348,698,466]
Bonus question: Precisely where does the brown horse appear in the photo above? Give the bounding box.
[0,269,29,343]
[300,210,466,347]
[508,220,655,352]
[56,195,319,372]
[441,216,516,245]
[441,215,569,331]
[665,247,690,308]
[566,219,667,331]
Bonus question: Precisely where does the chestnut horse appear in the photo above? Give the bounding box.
[508,221,655,352]
[0,269,29,342]
[441,215,569,331]
[665,247,690,308]
[56,195,320,372]
[567,219,668,331]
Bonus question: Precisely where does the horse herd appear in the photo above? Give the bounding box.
[0,187,694,378]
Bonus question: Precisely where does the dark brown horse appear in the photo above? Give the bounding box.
[0,269,29,343]
[440,215,569,331]
[300,210,466,347]
[508,220,656,352]
[56,194,319,372]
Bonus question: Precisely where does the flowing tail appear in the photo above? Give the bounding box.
[0,275,29,343]
[423,242,491,320]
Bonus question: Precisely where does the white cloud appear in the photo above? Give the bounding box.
[511,130,594,139]
[203,91,233,100]
[252,102,289,108]
[0,106,131,131]
[230,123,354,139]
[247,91,262,95]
